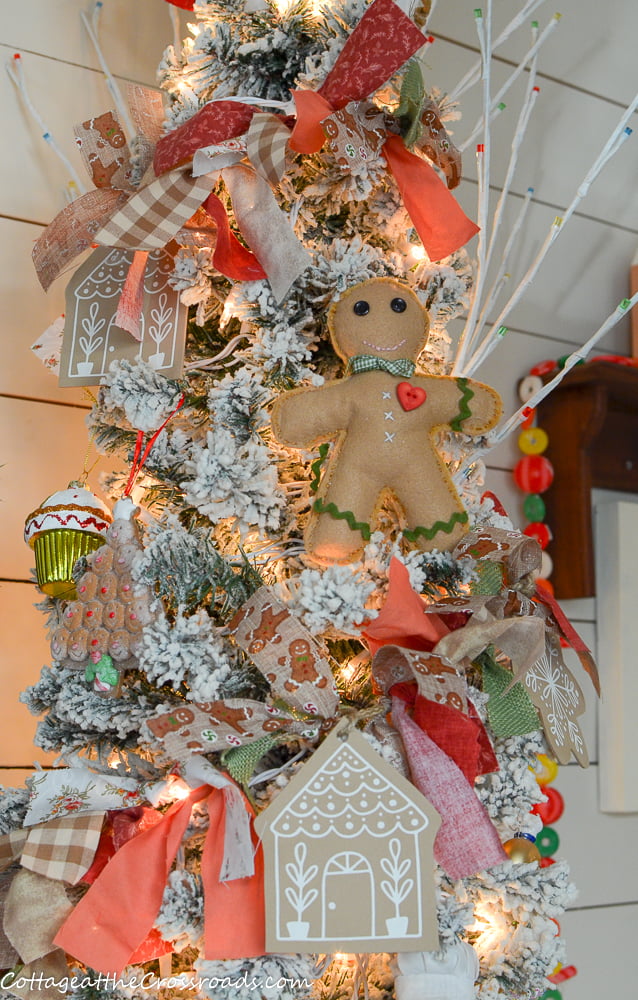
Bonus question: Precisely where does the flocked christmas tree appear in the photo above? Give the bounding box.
[7,0,638,998]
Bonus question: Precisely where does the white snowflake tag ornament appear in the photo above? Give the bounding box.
[254,725,441,953]
[523,632,589,766]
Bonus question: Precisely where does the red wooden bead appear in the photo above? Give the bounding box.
[530,359,557,377]
[531,786,565,824]
[539,855,556,868]
[523,522,552,548]
[513,454,554,493]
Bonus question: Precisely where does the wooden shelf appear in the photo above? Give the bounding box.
[537,362,638,599]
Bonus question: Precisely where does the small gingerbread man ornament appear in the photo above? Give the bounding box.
[272,277,502,563]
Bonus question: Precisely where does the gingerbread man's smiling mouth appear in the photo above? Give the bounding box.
[362,337,407,353]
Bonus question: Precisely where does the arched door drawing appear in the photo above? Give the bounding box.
[321,852,374,938]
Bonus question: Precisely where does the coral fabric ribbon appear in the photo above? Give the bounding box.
[54,784,265,973]
[392,700,507,879]
[361,557,450,656]
[289,90,478,261]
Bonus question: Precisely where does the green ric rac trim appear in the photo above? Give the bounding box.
[403,509,468,543]
[449,377,475,432]
[313,498,372,540]
[309,443,330,494]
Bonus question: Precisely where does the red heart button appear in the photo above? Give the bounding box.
[397,382,426,411]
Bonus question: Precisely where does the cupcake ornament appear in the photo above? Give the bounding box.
[24,482,112,599]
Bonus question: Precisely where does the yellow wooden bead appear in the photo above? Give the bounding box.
[518,427,549,455]
[532,753,559,785]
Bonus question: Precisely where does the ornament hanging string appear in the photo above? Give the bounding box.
[122,393,185,498]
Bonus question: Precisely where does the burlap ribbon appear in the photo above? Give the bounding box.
[31,90,277,314]
[153,99,310,302]
[429,528,596,764]
[0,864,72,999]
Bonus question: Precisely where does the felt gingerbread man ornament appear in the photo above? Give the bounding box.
[272,277,502,563]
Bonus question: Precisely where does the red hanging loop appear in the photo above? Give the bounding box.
[123,393,186,498]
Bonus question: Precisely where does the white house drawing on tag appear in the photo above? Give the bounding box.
[255,727,441,954]
[59,247,187,386]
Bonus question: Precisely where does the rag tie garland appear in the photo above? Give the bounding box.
[32,0,477,332]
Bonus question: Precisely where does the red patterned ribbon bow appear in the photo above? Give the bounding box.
[288,0,479,260]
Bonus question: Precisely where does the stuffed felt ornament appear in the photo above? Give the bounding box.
[50,497,157,696]
[272,278,502,563]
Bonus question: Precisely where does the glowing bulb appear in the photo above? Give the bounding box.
[341,662,356,682]
[410,244,427,262]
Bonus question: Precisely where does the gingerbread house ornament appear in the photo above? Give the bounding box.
[254,726,441,953]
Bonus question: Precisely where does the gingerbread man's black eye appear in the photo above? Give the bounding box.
[353,300,370,316]
[390,297,407,313]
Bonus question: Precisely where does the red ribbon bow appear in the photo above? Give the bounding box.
[154,0,478,263]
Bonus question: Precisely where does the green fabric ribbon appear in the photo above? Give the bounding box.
[346,355,416,377]
[482,653,541,738]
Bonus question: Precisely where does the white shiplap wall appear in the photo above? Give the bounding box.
[0,0,177,782]
[1,1,636,995]
[425,1,638,996]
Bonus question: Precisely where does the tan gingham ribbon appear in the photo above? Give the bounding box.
[0,827,28,872]
[20,811,105,885]
[244,112,291,187]
[94,166,217,250]
[0,812,105,885]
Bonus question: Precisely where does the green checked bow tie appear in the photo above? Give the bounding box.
[346,355,416,377]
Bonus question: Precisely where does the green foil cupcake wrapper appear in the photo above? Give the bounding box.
[33,529,107,599]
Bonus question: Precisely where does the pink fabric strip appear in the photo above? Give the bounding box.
[115,250,149,341]
[392,699,507,879]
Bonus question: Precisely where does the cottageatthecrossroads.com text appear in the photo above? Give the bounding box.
[0,972,314,994]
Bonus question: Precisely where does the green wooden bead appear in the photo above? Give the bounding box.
[524,493,546,521]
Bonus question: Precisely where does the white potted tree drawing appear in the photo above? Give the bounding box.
[147,292,174,368]
[380,838,413,936]
[284,842,318,938]
[77,301,105,375]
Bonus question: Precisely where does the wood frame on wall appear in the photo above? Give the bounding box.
[537,362,638,599]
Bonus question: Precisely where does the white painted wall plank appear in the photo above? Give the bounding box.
[560,903,638,997]
[0,48,153,224]
[429,0,638,106]
[425,36,638,231]
[0,0,171,84]
[0,582,55,769]
[452,187,635,353]
[0,217,89,405]
[0,397,113,581]
[550,763,638,907]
